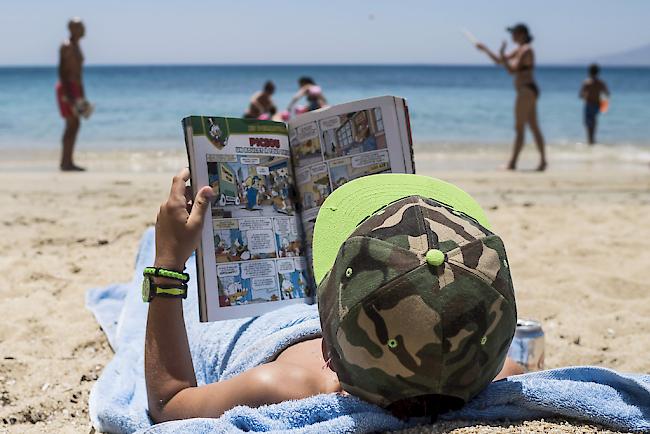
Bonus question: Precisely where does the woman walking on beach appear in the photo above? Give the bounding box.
[476,23,547,171]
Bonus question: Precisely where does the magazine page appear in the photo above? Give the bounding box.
[184,116,312,322]
[286,95,414,278]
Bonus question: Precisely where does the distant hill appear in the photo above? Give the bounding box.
[569,43,650,66]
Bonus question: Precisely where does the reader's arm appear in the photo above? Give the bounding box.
[144,168,212,421]
[144,170,318,422]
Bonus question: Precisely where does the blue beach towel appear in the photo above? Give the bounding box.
[86,228,650,433]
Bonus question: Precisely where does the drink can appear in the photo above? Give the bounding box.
[507,319,545,372]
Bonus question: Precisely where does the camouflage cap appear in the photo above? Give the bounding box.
[316,194,517,407]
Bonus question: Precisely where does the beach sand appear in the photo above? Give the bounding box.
[1,146,649,433]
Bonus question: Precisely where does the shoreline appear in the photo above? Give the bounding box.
[1,141,649,174]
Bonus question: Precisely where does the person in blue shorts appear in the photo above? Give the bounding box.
[580,64,610,145]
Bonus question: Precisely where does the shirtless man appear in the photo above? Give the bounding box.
[56,18,87,171]
[580,64,610,145]
[243,81,276,119]
[144,169,523,423]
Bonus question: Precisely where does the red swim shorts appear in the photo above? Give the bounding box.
[56,81,82,119]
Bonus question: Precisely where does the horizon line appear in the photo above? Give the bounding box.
[1,62,649,68]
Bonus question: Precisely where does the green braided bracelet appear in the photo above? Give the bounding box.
[143,267,190,283]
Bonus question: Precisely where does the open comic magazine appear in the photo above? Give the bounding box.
[183,96,414,321]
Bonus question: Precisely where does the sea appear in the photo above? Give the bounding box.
[1,65,649,152]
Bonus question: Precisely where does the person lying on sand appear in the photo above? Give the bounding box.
[144,169,523,423]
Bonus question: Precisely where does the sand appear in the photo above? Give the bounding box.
[0,146,648,433]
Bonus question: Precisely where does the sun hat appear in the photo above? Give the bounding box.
[314,174,517,406]
[506,23,529,35]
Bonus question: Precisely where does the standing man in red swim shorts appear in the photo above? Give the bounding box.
[57,18,87,171]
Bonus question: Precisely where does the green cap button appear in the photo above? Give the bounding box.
[425,249,445,266]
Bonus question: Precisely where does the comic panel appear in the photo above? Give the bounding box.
[276,257,311,300]
[273,216,304,258]
[207,154,295,218]
[328,150,391,190]
[295,163,331,212]
[319,107,387,161]
[290,122,324,167]
[213,218,277,263]
[216,261,280,307]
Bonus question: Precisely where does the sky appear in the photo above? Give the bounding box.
[2,0,650,65]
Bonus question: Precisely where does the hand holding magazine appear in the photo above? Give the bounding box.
[184,96,414,321]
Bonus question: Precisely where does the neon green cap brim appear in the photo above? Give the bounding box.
[312,174,491,284]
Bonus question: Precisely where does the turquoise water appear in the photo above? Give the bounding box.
[1,65,649,151]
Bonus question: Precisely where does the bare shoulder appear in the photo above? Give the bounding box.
[152,359,330,421]
[60,40,73,55]
[251,360,324,399]
[522,45,534,58]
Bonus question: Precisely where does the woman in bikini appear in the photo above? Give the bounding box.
[477,23,547,171]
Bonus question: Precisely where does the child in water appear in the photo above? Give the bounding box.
[580,64,610,145]
[244,81,276,119]
[287,77,328,114]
